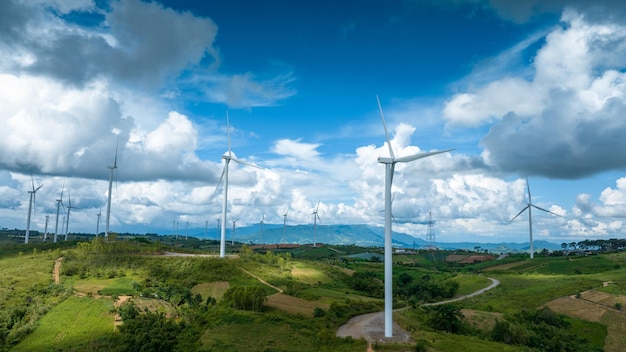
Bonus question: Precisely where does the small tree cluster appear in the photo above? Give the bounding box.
[222,285,267,312]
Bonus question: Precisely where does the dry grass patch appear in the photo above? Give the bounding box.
[462,309,503,331]
[291,265,331,284]
[266,293,329,316]
[191,281,230,301]
[545,296,607,322]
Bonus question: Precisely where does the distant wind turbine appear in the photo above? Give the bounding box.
[43,215,50,242]
[282,207,289,244]
[105,136,119,239]
[510,178,560,259]
[25,177,43,244]
[312,200,321,247]
[259,210,265,244]
[231,217,239,246]
[54,184,65,243]
[96,209,102,237]
[65,190,78,241]
[213,112,260,257]
[376,95,453,338]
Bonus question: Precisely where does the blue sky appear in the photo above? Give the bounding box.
[1,0,626,244]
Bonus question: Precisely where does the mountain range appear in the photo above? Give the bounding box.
[189,223,563,254]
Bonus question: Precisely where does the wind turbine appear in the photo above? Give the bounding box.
[43,215,50,241]
[213,112,260,257]
[282,207,289,244]
[25,177,43,244]
[312,200,321,247]
[231,217,239,246]
[96,209,102,237]
[54,185,64,243]
[510,178,560,259]
[259,210,265,244]
[65,190,78,241]
[105,136,119,239]
[376,96,452,338]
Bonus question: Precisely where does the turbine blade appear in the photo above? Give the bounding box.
[226,111,232,157]
[376,95,395,160]
[231,157,261,169]
[509,205,530,222]
[526,177,531,204]
[531,204,561,217]
[211,166,226,199]
[395,149,454,163]
[35,184,43,192]
[31,175,35,191]
[114,135,119,168]
[316,199,320,212]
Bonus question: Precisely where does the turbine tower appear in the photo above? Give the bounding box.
[65,190,77,241]
[105,136,119,239]
[259,211,265,244]
[96,209,102,237]
[25,177,43,244]
[43,215,50,241]
[376,96,452,338]
[510,178,559,259]
[213,113,260,257]
[282,207,289,244]
[312,200,321,247]
[231,217,238,246]
[54,185,64,243]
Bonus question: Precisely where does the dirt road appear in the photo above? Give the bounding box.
[53,257,63,285]
[336,277,500,344]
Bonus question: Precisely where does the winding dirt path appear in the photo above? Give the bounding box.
[336,277,500,344]
[53,257,63,285]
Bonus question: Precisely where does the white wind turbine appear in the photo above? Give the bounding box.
[231,216,239,246]
[105,136,119,239]
[259,210,265,244]
[65,190,78,241]
[376,96,452,338]
[282,207,289,244]
[510,178,560,259]
[43,215,50,241]
[312,200,321,247]
[96,209,102,237]
[213,113,260,257]
[54,185,65,243]
[25,177,43,244]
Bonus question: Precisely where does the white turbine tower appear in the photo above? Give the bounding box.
[25,177,43,244]
[105,137,119,239]
[43,215,50,241]
[96,209,102,237]
[312,200,321,247]
[376,96,452,338]
[231,217,239,246]
[282,207,289,244]
[213,113,260,257]
[510,178,559,259]
[54,185,65,243]
[65,190,78,241]
[259,211,265,244]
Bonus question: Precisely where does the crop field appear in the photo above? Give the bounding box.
[291,263,332,284]
[73,276,139,296]
[296,286,380,304]
[266,293,329,316]
[12,295,114,352]
[191,281,230,300]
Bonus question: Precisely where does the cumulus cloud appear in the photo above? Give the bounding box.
[444,10,626,178]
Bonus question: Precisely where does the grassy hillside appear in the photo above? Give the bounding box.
[0,238,624,351]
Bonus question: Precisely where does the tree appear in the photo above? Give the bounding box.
[426,304,464,333]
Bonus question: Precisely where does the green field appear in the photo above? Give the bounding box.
[1,238,624,352]
[12,295,114,352]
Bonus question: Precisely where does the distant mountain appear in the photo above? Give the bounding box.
[206,223,563,253]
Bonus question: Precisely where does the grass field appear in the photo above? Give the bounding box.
[191,281,230,301]
[449,274,492,297]
[12,295,115,352]
[291,263,333,285]
[73,276,139,296]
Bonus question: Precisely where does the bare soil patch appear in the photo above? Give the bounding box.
[53,257,62,285]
